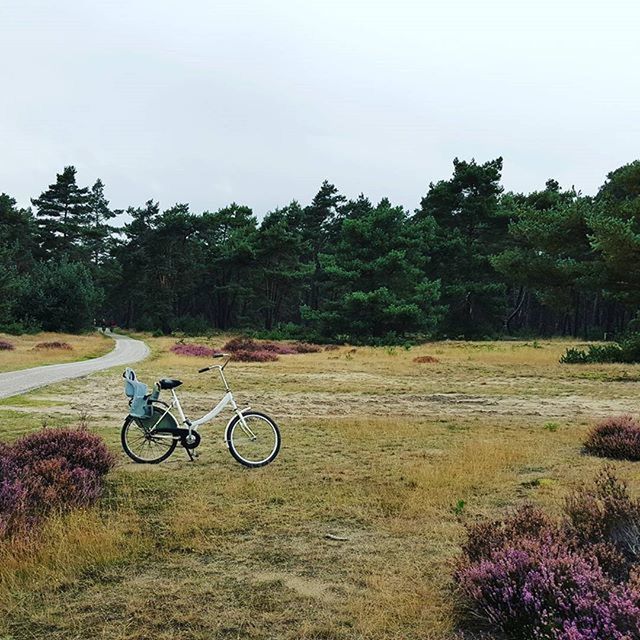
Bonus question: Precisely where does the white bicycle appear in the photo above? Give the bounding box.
[121,354,281,467]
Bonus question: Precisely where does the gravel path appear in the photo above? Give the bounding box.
[0,333,149,400]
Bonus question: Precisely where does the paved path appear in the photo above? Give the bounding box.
[0,333,149,400]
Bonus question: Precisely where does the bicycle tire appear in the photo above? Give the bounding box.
[226,411,281,468]
[121,409,178,464]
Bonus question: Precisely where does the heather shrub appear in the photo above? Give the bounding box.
[457,535,640,639]
[583,415,640,461]
[413,355,440,364]
[0,428,115,539]
[0,450,29,538]
[223,337,261,353]
[259,341,297,355]
[223,336,321,357]
[456,470,640,639]
[565,468,640,571]
[292,342,322,353]
[170,343,219,358]
[12,427,116,476]
[20,458,103,513]
[34,341,72,350]
[0,340,14,351]
[232,349,278,362]
[461,503,557,563]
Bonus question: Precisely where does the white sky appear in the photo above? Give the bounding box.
[1,0,639,216]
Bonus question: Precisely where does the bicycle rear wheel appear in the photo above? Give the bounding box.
[121,407,178,464]
[226,411,281,468]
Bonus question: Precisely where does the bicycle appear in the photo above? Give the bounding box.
[121,354,281,467]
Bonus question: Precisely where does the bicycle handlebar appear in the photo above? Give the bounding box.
[198,354,231,373]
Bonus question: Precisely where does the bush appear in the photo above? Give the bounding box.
[259,341,297,355]
[0,321,41,335]
[223,337,268,353]
[620,333,640,362]
[457,535,640,639]
[232,349,278,362]
[0,427,115,538]
[0,449,29,538]
[565,467,640,572]
[455,469,640,639]
[11,427,116,476]
[561,334,640,364]
[19,457,103,513]
[34,341,72,350]
[560,344,624,364]
[171,315,212,336]
[170,343,220,358]
[583,416,640,461]
[0,340,14,351]
[291,342,322,354]
[223,336,322,358]
[17,260,102,333]
[413,355,439,364]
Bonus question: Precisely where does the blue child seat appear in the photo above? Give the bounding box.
[123,368,152,418]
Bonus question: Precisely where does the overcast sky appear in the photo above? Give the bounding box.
[2,0,639,216]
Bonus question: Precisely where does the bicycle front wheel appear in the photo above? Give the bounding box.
[226,412,281,468]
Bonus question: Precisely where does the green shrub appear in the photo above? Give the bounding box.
[0,321,41,335]
[560,347,590,364]
[171,315,212,336]
[619,333,640,362]
[560,340,635,364]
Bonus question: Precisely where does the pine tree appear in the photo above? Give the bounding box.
[300,181,346,310]
[0,194,36,328]
[252,202,312,330]
[87,179,117,266]
[310,198,442,341]
[493,181,603,336]
[589,161,640,306]
[198,204,257,330]
[417,157,507,337]
[31,166,91,259]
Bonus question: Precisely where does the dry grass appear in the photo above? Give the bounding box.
[0,331,112,372]
[0,506,145,600]
[1,337,640,638]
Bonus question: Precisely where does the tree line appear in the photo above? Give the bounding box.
[1,158,639,342]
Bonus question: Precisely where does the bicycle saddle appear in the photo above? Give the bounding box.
[158,378,183,390]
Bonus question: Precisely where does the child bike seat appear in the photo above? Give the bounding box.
[123,368,152,418]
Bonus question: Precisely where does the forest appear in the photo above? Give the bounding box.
[1,158,639,343]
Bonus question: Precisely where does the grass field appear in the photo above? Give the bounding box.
[2,337,640,639]
[0,331,112,373]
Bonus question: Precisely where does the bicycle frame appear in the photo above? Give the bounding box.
[148,363,256,440]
